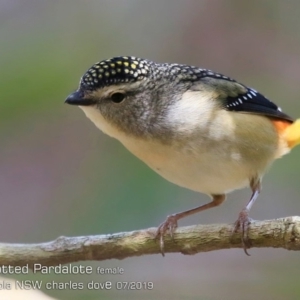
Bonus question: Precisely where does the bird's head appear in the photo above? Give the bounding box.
[65,56,219,141]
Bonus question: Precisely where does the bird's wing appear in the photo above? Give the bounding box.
[193,75,294,122]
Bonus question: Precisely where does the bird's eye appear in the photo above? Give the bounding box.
[110,92,126,103]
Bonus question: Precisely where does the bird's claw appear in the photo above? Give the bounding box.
[232,209,253,256]
[155,214,178,256]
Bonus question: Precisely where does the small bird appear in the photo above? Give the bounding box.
[65,56,300,255]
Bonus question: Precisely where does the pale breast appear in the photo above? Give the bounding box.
[80,106,279,195]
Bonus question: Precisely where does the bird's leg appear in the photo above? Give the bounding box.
[156,194,225,256]
[233,178,261,256]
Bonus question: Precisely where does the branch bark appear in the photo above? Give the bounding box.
[0,216,300,269]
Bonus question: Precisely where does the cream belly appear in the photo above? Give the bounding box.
[80,106,279,195]
[119,139,251,195]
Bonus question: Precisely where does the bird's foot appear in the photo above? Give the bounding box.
[155,214,178,256]
[232,209,253,256]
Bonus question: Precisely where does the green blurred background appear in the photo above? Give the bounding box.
[1,0,300,299]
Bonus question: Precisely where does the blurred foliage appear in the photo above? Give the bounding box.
[1,1,300,299]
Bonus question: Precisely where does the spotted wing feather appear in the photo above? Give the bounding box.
[225,86,293,122]
[198,74,293,122]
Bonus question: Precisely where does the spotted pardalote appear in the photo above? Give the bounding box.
[65,56,300,255]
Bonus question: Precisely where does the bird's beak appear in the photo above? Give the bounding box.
[65,91,95,106]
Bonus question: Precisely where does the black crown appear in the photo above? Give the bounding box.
[81,56,151,89]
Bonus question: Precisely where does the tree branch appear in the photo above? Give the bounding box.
[0,216,300,269]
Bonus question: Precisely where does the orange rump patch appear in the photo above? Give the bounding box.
[272,119,300,148]
[271,120,291,134]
